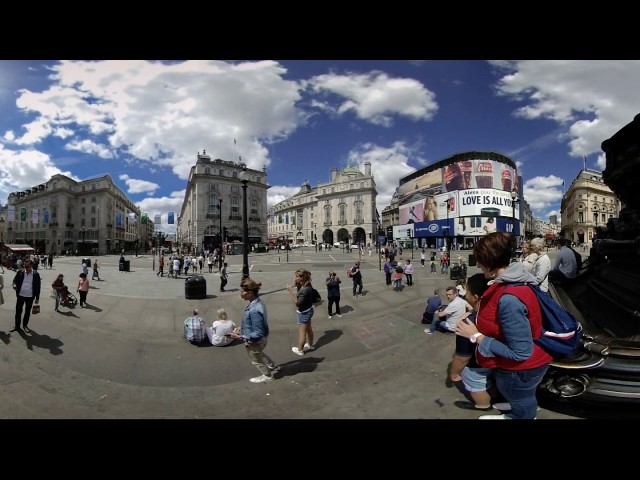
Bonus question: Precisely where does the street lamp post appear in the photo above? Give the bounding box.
[511,189,520,259]
[218,198,223,271]
[444,198,451,253]
[81,226,86,256]
[239,166,250,281]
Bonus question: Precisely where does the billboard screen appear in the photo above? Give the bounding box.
[458,188,519,218]
[398,158,518,202]
[399,198,426,224]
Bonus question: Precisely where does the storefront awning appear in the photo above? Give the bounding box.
[3,244,35,252]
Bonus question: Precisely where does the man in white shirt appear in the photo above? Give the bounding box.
[426,286,469,334]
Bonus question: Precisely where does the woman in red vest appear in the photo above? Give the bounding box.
[456,232,552,419]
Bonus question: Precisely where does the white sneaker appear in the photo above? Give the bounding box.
[291,347,305,356]
[328,315,332,319]
[249,374,274,384]
[492,402,512,411]
[303,343,314,351]
[336,314,342,318]
[478,413,512,420]
[424,329,433,335]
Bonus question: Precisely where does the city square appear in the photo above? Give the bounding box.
[0,247,627,419]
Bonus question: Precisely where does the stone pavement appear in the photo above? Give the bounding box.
[0,247,595,419]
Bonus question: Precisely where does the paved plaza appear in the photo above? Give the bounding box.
[0,246,618,419]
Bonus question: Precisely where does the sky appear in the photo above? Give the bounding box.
[1,59,638,235]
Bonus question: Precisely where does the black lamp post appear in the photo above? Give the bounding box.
[218,198,223,271]
[444,198,451,252]
[81,226,86,256]
[511,189,520,258]
[239,165,250,281]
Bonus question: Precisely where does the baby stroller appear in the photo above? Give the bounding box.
[59,286,78,308]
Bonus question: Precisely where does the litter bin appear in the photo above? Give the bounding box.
[185,275,207,299]
[123,260,130,272]
[450,265,465,281]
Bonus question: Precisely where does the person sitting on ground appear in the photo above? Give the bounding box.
[421,289,443,324]
[426,286,470,334]
[206,308,237,346]
[184,308,207,344]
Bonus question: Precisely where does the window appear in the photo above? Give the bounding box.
[578,212,584,222]
[232,171,238,179]
[593,212,598,224]
[82,198,86,203]
[91,206,96,213]
[92,196,96,202]
[81,207,85,214]
[601,213,606,224]
[324,205,331,224]
[231,186,239,194]
[339,204,346,224]
[91,218,96,227]
[205,167,210,174]
[92,184,96,190]
[219,169,224,176]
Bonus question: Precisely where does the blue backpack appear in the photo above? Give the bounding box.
[507,284,583,357]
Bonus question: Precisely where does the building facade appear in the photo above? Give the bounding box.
[176,151,270,254]
[2,174,141,256]
[392,151,521,250]
[267,163,378,248]
[560,167,621,246]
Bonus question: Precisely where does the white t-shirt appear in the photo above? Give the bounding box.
[443,296,469,331]
[206,319,236,346]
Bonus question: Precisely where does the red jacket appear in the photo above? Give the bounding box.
[476,283,552,370]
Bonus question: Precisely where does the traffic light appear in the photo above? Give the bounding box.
[222,226,228,240]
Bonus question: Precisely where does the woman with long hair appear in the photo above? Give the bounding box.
[287,268,315,356]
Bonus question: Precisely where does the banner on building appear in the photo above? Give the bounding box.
[168,212,175,224]
[32,208,39,225]
[116,212,123,227]
[141,213,148,224]
[20,207,27,222]
[154,213,161,225]
[7,205,15,222]
[128,212,137,224]
[43,209,49,225]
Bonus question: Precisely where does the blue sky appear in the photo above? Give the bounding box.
[1,60,638,235]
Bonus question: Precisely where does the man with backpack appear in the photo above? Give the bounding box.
[348,261,363,297]
[549,238,578,283]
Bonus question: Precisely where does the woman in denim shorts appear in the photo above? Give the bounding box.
[287,268,315,356]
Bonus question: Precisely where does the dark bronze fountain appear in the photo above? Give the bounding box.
[539,113,640,405]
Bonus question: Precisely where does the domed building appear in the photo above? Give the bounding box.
[267,163,379,248]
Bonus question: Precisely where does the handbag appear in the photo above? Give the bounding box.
[31,304,40,314]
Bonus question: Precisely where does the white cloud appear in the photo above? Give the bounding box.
[119,174,159,194]
[13,60,305,179]
[306,71,438,127]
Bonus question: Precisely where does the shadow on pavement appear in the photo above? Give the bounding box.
[277,356,324,377]
[18,329,64,355]
[313,329,343,350]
